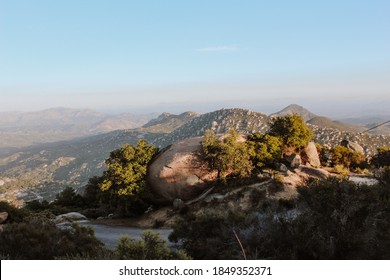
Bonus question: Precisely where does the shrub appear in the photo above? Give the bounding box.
[246,133,282,169]
[115,231,190,260]
[332,164,350,177]
[0,201,30,223]
[371,146,390,167]
[330,146,366,169]
[0,214,104,259]
[54,187,85,208]
[169,211,247,259]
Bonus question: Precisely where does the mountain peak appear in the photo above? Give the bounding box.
[270,104,317,121]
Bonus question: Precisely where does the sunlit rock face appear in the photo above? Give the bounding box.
[147,137,218,203]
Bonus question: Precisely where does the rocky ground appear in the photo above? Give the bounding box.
[96,164,366,229]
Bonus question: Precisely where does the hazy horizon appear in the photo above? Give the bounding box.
[1,1,389,118]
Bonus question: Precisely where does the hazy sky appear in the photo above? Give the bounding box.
[0,0,389,117]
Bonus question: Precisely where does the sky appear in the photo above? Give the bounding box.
[0,0,389,117]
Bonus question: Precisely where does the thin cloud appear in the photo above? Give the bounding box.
[196,45,239,52]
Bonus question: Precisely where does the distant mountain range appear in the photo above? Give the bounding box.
[0,108,157,153]
[0,104,389,204]
[272,104,390,135]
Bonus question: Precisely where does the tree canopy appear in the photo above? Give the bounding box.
[246,133,282,169]
[202,129,253,179]
[268,114,313,153]
[99,140,158,196]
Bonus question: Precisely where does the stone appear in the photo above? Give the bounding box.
[0,212,8,224]
[55,212,88,224]
[341,140,365,154]
[303,142,321,167]
[286,154,302,168]
[173,198,185,210]
[279,164,288,174]
[147,137,218,202]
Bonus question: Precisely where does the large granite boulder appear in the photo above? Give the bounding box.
[147,137,218,202]
[341,140,365,154]
[303,142,321,167]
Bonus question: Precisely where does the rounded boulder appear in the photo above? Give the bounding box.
[147,137,217,203]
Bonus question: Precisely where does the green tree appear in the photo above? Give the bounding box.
[268,115,313,154]
[54,187,85,208]
[202,130,253,179]
[100,140,157,196]
[246,133,282,169]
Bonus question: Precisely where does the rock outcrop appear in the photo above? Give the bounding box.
[147,137,218,202]
[341,139,365,154]
[302,142,321,167]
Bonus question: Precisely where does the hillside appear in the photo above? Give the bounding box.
[0,105,389,205]
[307,116,362,132]
[153,108,270,148]
[141,111,199,133]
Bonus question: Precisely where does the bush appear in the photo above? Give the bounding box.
[0,201,30,223]
[246,133,282,169]
[54,187,85,208]
[371,146,390,167]
[169,211,247,259]
[332,164,350,177]
[330,146,366,169]
[169,177,390,260]
[0,214,104,259]
[115,231,190,260]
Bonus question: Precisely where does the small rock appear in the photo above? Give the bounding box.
[279,164,288,174]
[173,198,185,210]
[0,212,8,224]
[144,205,154,214]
